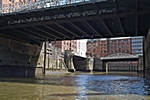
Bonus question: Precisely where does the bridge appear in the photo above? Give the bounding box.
[101,53,139,61]
[0,0,150,44]
[93,53,141,72]
[0,0,150,76]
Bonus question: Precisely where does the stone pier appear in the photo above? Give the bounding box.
[0,37,67,77]
[145,29,150,79]
[0,37,43,77]
[85,55,94,72]
[64,50,75,72]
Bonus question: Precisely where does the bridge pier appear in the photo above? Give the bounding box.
[64,50,75,72]
[102,61,106,72]
[85,55,93,72]
[0,37,67,76]
[145,29,150,79]
[68,52,75,72]
[102,62,109,73]
[0,37,43,77]
[137,56,143,72]
[106,62,109,73]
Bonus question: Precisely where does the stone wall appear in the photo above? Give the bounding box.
[145,29,150,68]
[0,37,66,76]
[73,55,94,71]
[43,44,67,70]
[93,58,103,71]
[73,56,87,71]
[145,29,150,79]
[0,37,42,76]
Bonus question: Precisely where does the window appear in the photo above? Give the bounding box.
[10,0,14,2]
[93,49,95,52]
[93,44,97,46]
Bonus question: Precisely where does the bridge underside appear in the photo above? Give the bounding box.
[0,0,150,44]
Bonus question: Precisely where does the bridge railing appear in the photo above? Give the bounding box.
[0,0,106,14]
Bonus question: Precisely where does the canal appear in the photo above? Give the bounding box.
[0,71,150,100]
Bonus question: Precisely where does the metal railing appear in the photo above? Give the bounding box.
[0,0,103,14]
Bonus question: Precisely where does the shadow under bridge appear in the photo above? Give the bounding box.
[0,0,149,44]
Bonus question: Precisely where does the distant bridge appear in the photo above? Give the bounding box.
[101,53,139,61]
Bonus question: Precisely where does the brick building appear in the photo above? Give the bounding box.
[87,37,142,70]
[110,38,131,54]
[87,37,132,57]
[51,40,77,53]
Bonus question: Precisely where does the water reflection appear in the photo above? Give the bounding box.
[75,75,89,99]
[86,75,149,95]
[0,72,150,100]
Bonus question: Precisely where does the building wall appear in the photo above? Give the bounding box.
[51,39,87,57]
[98,39,108,57]
[87,37,131,57]
[131,36,143,56]
[77,39,87,57]
[130,36,143,71]
[87,37,142,72]
[110,38,131,54]
[51,40,77,53]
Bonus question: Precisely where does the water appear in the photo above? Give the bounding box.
[0,71,150,100]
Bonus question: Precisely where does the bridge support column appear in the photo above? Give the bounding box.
[0,37,43,77]
[145,29,150,79]
[64,50,75,72]
[138,56,143,72]
[102,62,109,73]
[102,61,106,72]
[68,51,75,72]
[43,41,47,74]
[85,55,93,72]
[106,62,109,73]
